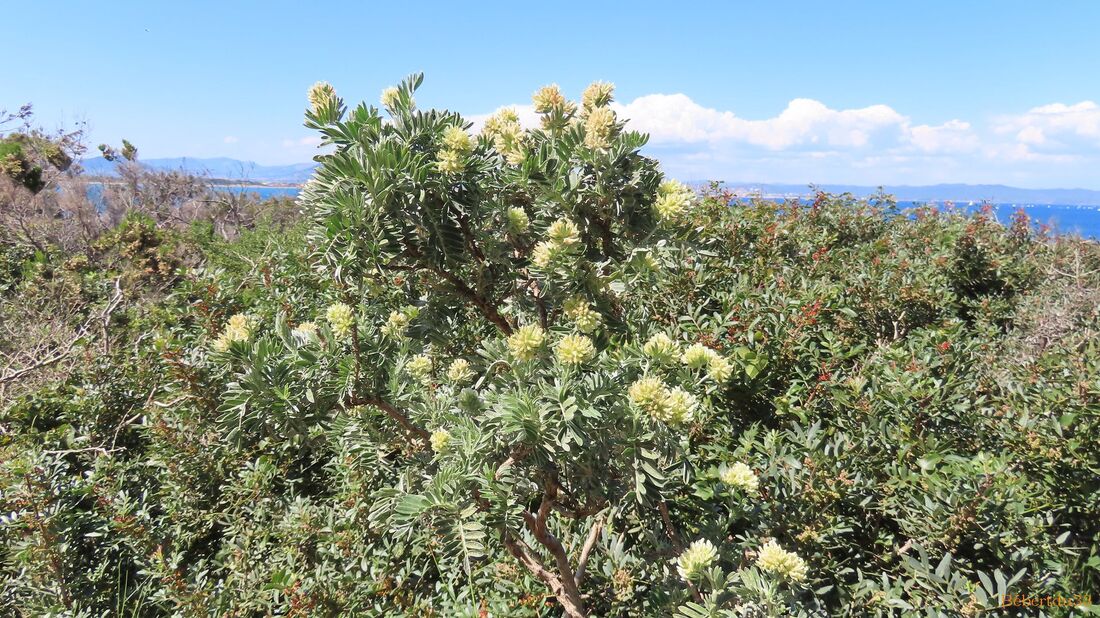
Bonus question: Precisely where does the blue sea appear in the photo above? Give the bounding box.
[245,188,1100,239]
[736,197,1100,239]
[89,185,1100,239]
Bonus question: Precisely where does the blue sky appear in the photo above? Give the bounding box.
[7,1,1100,187]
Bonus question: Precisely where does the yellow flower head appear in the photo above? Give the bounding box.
[676,539,718,581]
[720,462,759,493]
[628,376,668,415]
[755,540,808,583]
[661,387,698,425]
[380,86,401,111]
[556,334,596,366]
[658,179,691,198]
[430,429,452,454]
[547,219,581,246]
[564,296,601,334]
[308,81,336,112]
[682,343,717,369]
[507,324,546,361]
[583,106,617,150]
[436,149,465,175]
[642,332,679,363]
[441,125,474,154]
[655,180,696,220]
[213,313,255,351]
[506,208,530,234]
[326,303,355,340]
[446,358,476,384]
[531,241,558,269]
[532,84,567,114]
[292,321,319,340]
[406,354,433,381]
[482,108,521,137]
[582,81,615,112]
[382,309,413,339]
[706,354,734,383]
[497,133,527,165]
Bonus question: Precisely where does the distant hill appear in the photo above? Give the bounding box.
[709,182,1100,207]
[80,157,317,184]
[77,157,1100,205]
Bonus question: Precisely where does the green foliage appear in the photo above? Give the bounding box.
[2,78,1098,617]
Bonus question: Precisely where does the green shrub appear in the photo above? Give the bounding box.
[1,77,1097,617]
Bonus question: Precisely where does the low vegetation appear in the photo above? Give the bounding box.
[1,78,1097,616]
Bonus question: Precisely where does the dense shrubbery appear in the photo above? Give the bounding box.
[1,77,1098,616]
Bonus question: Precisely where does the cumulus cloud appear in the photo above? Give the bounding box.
[907,120,980,153]
[995,101,1100,153]
[460,94,1100,186]
[613,95,911,150]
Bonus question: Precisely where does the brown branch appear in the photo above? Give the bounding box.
[502,530,564,596]
[574,515,603,588]
[346,395,430,443]
[428,265,513,334]
[0,277,122,385]
[391,248,514,335]
[523,484,587,617]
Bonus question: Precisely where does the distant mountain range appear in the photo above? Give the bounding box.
[78,157,1100,206]
[80,157,317,185]
[708,182,1100,207]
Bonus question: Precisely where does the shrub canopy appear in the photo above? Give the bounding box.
[1,76,1098,617]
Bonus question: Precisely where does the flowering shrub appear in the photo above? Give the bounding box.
[1,76,1098,617]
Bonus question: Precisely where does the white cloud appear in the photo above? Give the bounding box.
[613,95,911,151]
[223,135,239,144]
[993,101,1100,163]
[460,95,1100,186]
[907,120,979,153]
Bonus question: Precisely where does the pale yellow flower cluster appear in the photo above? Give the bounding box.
[506,207,530,234]
[436,125,474,175]
[291,321,318,340]
[430,429,451,453]
[507,324,546,361]
[436,150,464,174]
[655,179,696,220]
[482,108,526,165]
[406,354,433,381]
[661,388,698,424]
[531,219,582,269]
[584,106,617,150]
[213,313,256,351]
[382,308,417,339]
[532,84,569,114]
[720,462,760,493]
[681,343,733,382]
[676,539,718,581]
[532,83,578,130]
[563,296,601,334]
[582,81,615,113]
[555,334,596,366]
[642,332,680,363]
[627,376,696,424]
[308,82,336,113]
[446,358,476,384]
[380,86,402,112]
[326,303,355,340]
[755,540,809,582]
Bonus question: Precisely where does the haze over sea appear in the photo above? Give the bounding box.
[225,186,1100,239]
